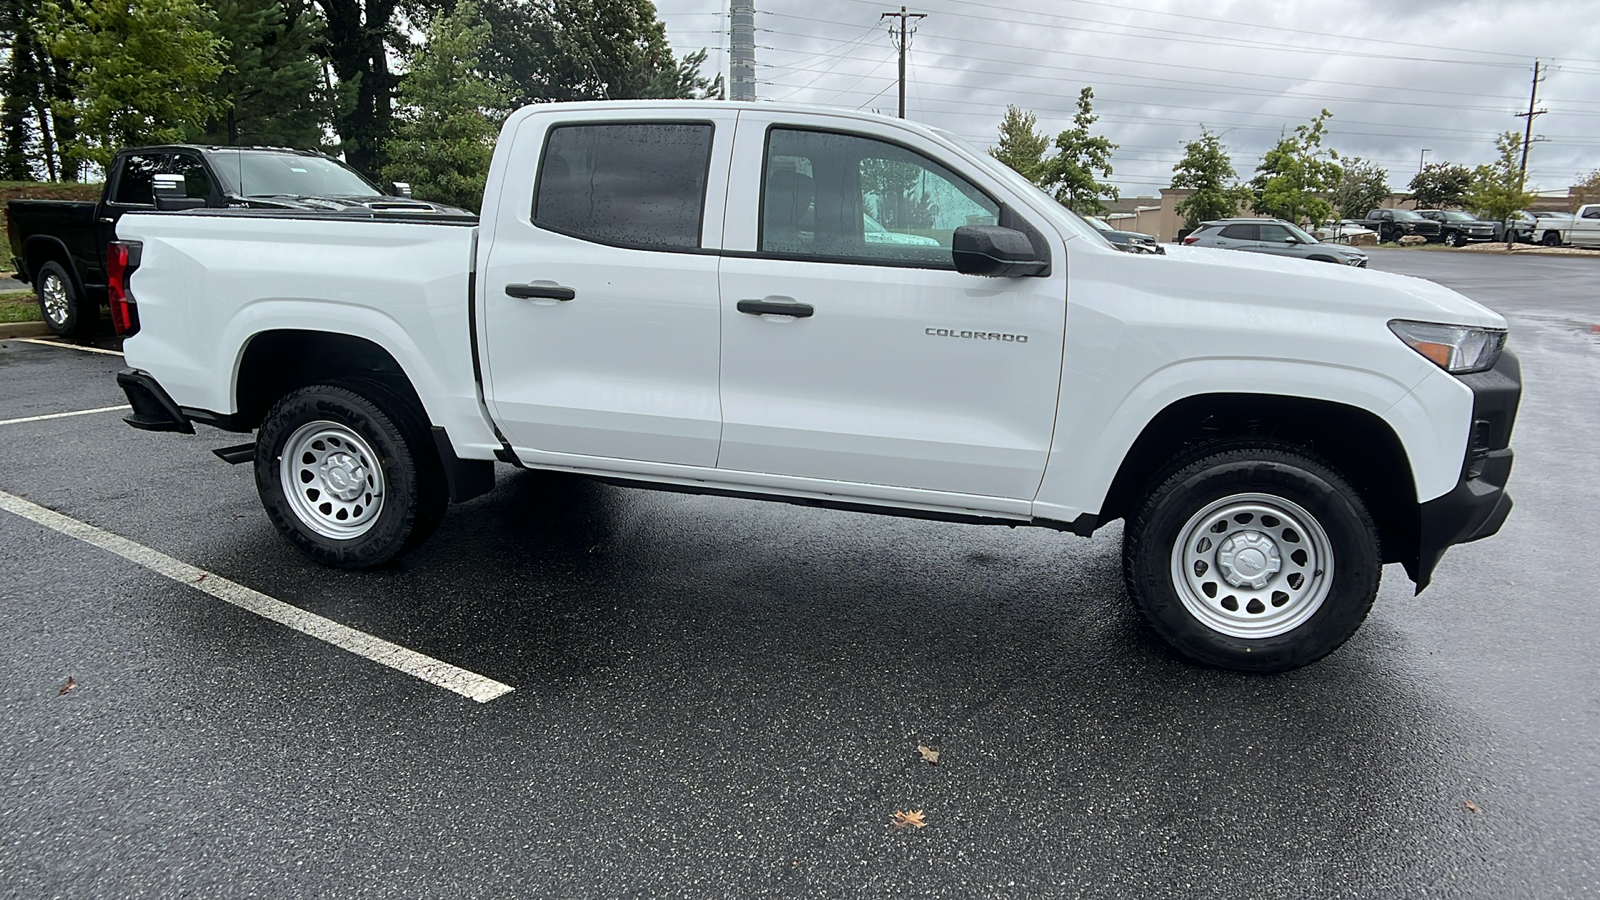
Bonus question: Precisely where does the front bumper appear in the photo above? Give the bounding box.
[1410,349,1521,590]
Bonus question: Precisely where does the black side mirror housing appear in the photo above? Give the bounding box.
[152,174,208,211]
[952,225,1049,277]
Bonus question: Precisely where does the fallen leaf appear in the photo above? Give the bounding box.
[58,677,76,695]
[916,744,941,765]
[891,809,927,829]
[194,573,208,584]
[1464,800,1480,814]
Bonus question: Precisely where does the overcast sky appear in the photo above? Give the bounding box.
[656,0,1600,198]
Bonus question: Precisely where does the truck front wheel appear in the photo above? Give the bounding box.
[36,261,92,337]
[1122,444,1380,673]
[255,382,447,567]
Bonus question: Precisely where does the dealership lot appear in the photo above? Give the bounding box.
[2,250,1596,898]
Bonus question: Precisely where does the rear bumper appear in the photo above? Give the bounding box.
[116,368,194,434]
[1409,350,1521,590]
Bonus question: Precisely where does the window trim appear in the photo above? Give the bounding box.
[529,118,717,254]
[755,123,1008,271]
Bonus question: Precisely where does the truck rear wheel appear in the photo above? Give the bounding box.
[36,261,93,337]
[255,382,447,567]
[1542,231,1562,246]
[1122,443,1380,673]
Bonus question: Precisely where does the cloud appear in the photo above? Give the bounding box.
[659,0,1600,196]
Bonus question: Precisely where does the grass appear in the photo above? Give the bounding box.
[1,290,39,324]
[1,181,104,276]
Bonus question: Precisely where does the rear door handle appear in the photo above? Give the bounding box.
[737,297,814,318]
[505,282,576,301]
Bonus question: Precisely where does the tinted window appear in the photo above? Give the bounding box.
[112,153,171,205]
[761,128,999,267]
[1584,207,1600,219]
[534,122,713,249]
[171,154,213,199]
[1219,224,1257,240]
[1259,223,1294,242]
[208,151,380,198]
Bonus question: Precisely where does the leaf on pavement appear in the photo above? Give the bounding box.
[916,744,940,765]
[891,809,927,829]
[1464,800,1480,814]
[58,676,77,695]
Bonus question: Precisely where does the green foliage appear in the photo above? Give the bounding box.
[861,157,937,229]
[1407,162,1472,210]
[381,0,508,212]
[44,0,225,167]
[190,0,327,147]
[988,105,1049,186]
[1331,158,1390,221]
[1170,127,1247,228]
[1571,167,1600,209]
[1040,86,1117,215]
[0,0,81,180]
[1249,109,1341,226]
[1466,132,1536,236]
[481,0,719,107]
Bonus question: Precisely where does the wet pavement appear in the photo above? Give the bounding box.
[1,250,1595,898]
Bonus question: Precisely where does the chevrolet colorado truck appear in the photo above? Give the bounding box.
[6,144,453,336]
[110,101,1519,673]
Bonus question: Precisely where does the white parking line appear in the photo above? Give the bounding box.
[0,490,514,703]
[0,404,130,427]
[14,338,125,357]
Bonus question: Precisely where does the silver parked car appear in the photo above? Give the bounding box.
[1181,218,1369,267]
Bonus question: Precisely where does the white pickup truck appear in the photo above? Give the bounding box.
[111,101,1519,673]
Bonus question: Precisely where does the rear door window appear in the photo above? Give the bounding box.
[1219,224,1257,240]
[533,122,714,250]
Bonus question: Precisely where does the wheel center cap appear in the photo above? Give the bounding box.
[320,452,367,501]
[1216,531,1282,590]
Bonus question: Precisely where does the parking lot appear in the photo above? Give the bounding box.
[2,249,1596,898]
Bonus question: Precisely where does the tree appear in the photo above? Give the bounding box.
[1249,109,1341,226]
[45,0,225,168]
[1040,86,1117,215]
[1332,158,1390,220]
[1465,131,1535,247]
[1407,162,1472,210]
[382,0,508,212]
[1,0,81,179]
[315,0,403,176]
[1571,167,1600,210]
[190,0,327,147]
[481,0,719,108]
[1170,127,1247,228]
[988,104,1049,186]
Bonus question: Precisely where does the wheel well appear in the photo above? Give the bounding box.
[234,330,427,431]
[24,238,76,290]
[1100,394,1418,565]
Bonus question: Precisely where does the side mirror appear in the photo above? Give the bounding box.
[952,225,1048,277]
[389,181,413,198]
[152,174,208,211]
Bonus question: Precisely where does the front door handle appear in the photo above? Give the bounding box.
[506,282,576,301]
[737,297,814,318]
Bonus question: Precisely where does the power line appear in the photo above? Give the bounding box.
[879,6,927,119]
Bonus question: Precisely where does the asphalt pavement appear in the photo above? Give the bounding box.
[1,250,1596,898]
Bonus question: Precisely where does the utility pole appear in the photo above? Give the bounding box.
[1513,59,1548,192]
[880,6,926,119]
[1418,148,1431,174]
[730,2,757,101]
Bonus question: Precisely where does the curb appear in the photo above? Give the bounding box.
[0,322,51,339]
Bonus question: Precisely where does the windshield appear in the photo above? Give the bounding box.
[1281,221,1320,243]
[1390,209,1426,222]
[932,128,1114,247]
[207,150,383,198]
[1086,216,1114,232]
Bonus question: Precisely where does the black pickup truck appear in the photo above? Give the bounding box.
[6,145,456,336]
[1357,207,1444,244]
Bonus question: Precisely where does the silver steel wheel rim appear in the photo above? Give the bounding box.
[1170,492,1335,639]
[40,274,69,326]
[279,420,385,540]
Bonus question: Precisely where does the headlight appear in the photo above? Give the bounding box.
[1388,319,1506,374]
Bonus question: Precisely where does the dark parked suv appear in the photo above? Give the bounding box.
[1416,209,1496,246]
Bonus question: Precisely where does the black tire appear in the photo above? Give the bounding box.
[1542,230,1562,246]
[35,260,94,337]
[1122,443,1380,673]
[1445,231,1463,248]
[255,381,447,567]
